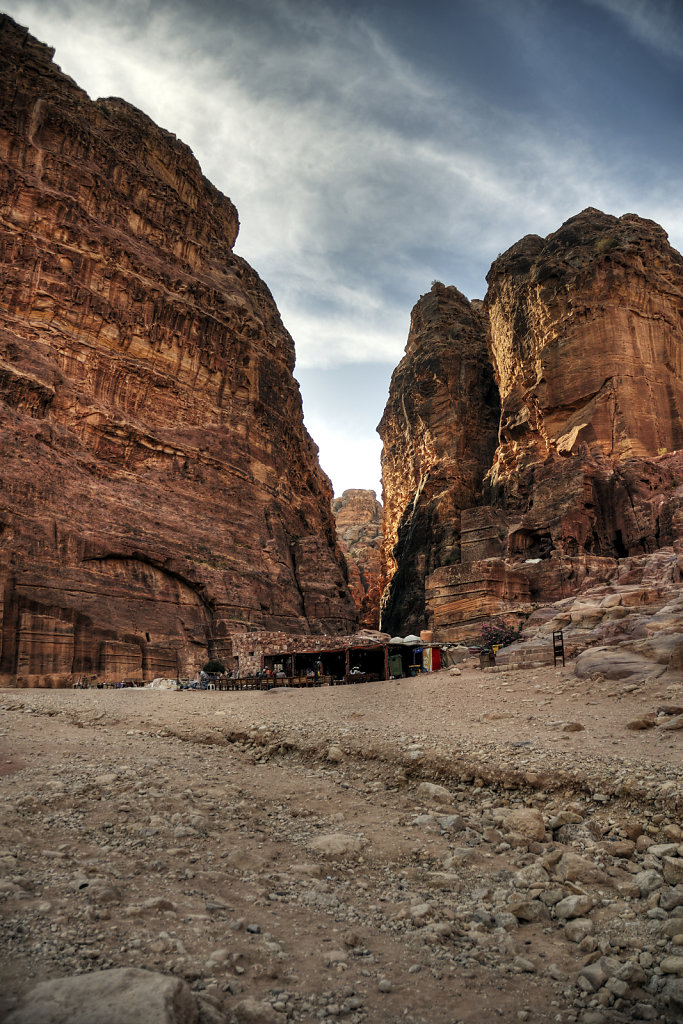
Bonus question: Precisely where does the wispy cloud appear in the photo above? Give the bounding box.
[586,0,683,61]
[7,1,682,368]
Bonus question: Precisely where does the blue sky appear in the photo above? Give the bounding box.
[4,0,682,496]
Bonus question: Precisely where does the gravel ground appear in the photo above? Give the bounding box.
[1,661,682,1024]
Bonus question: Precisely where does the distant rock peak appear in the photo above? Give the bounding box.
[332,489,383,630]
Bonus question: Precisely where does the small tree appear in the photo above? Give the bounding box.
[202,659,226,675]
[479,621,522,653]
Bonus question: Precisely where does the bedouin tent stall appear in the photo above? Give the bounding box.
[260,640,442,684]
[263,643,389,682]
[387,637,442,675]
[345,644,387,680]
[387,641,414,677]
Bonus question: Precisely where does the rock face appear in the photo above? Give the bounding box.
[494,547,683,687]
[426,448,683,641]
[381,211,683,639]
[331,489,382,629]
[484,207,683,557]
[0,16,357,685]
[377,283,500,634]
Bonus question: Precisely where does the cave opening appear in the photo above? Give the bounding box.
[509,528,554,560]
[614,530,628,558]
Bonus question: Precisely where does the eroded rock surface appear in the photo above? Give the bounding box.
[486,209,683,490]
[495,547,683,687]
[378,283,500,634]
[0,16,357,685]
[381,211,683,640]
[332,489,383,629]
[484,208,683,560]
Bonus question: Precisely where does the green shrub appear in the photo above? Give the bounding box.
[202,659,226,674]
[595,235,618,255]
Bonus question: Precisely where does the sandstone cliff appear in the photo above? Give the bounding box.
[377,283,500,634]
[0,16,357,685]
[381,211,683,641]
[332,489,382,629]
[485,207,683,555]
[481,208,683,562]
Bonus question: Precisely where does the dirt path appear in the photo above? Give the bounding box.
[0,665,681,1024]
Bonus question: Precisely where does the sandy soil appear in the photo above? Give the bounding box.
[0,661,681,1024]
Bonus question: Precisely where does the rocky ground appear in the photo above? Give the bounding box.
[0,660,682,1024]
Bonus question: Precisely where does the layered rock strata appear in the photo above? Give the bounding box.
[332,489,383,629]
[377,283,500,634]
[0,16,357,685]
[426,561,530,643]
[495,545,683,685]
[382,211,683,639]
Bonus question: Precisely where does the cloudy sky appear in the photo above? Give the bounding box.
[4,0,683,497]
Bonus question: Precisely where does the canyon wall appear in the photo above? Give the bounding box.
[332,489,382,629]
[485,207,683,555]
[377,283,500,634]
[381,211,683,639]
[0,16,357,685]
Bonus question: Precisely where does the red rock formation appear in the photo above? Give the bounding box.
[0,16,357,685]
[377,283,500,634]
[426,561,530,643]
[332,489,382,629]
[489,210,682,470]
[381,211,683,642]
[484,208,683,558]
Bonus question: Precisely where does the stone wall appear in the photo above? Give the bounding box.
[426,562,531,643]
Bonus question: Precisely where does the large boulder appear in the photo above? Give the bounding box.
[4,968,200,1024]
[574,647,666,680]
